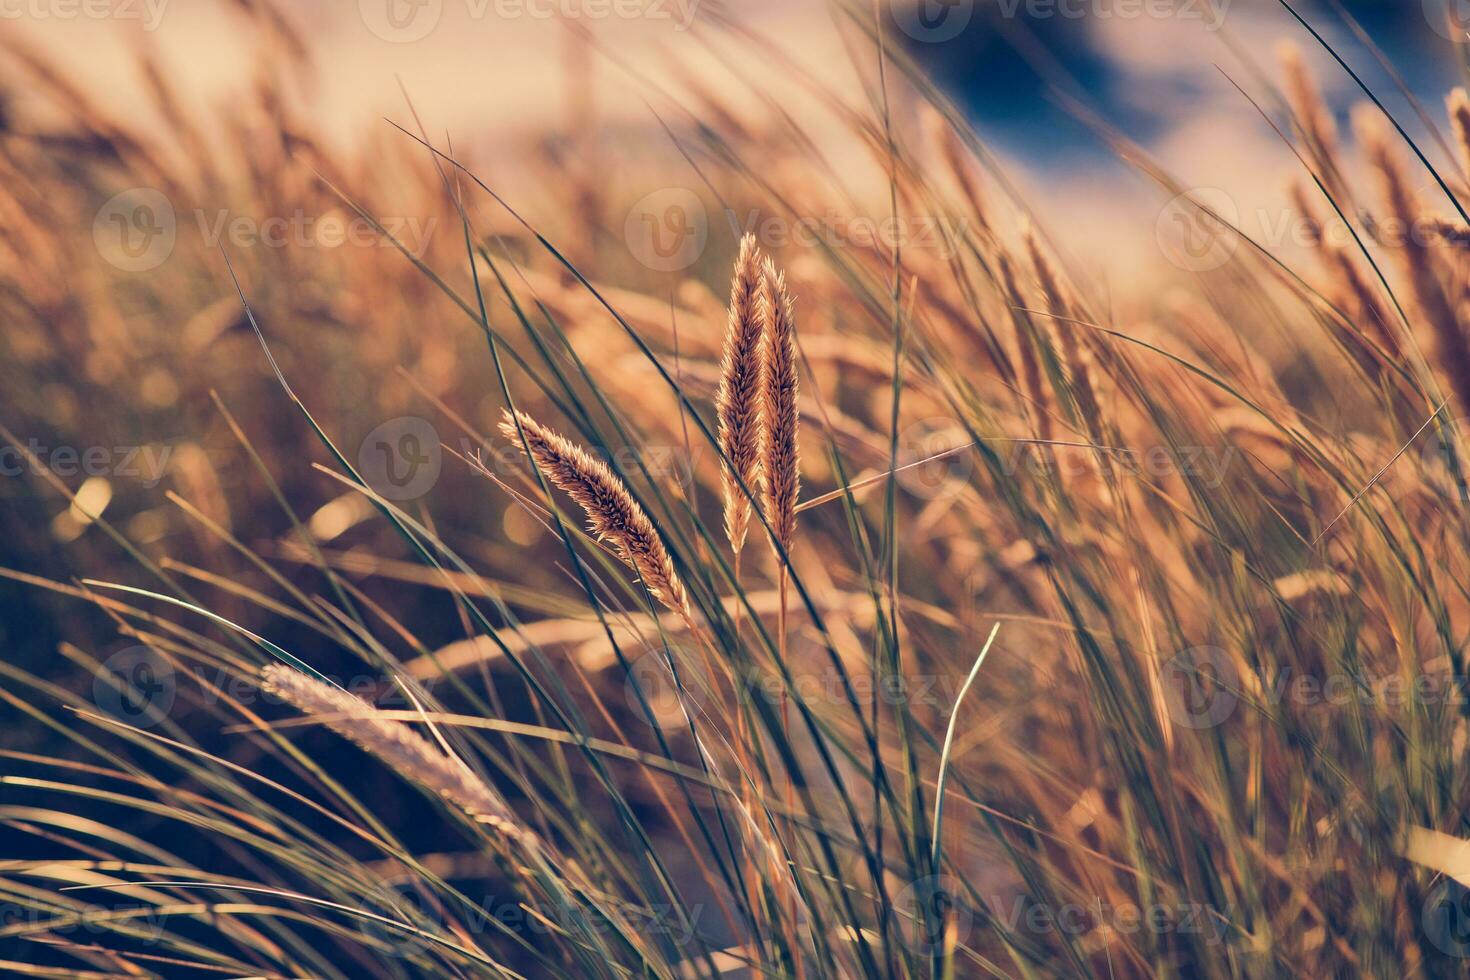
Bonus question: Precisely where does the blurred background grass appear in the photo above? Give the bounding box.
[7,0,1470,975]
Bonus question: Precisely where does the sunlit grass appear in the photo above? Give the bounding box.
[3,1,1470,977]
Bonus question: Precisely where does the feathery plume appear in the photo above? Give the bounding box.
[1288,180,1326,250]
[925,105,992,242]
[758,257,802,944]
[998,252,1054,444]
[1289,179,1398,359]
[759,258,799,556]
[1356,108,1427,252]
[715,236,768,953]
[1023,227,1101,446]
[1022,225,1072,322]
[1356,106,1470,419]
[716,234,765,556]
[261,664,526,841]
[1328,244,1397,357]
[1448,88,1470,180]
[1279,43,1349,205]
[500,409,690,616]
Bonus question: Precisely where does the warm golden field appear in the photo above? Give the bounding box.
[6,0,1470,976]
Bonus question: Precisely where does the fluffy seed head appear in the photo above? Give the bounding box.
[1022,225,1071,321]
[1355,106,1470,419]
[1023,227,1099,433]
[925,105,992,240]
[1354,108,1419,240]
[1279,43,1349,205]
[998,251,1053,444]
[261,664,526,841]
[500,409,690,617]
[1448,88,1470,180]
[759,258,799,555]
[716,233,766,556]
[1279,43,1336,148]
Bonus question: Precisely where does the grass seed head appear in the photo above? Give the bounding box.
[500,408,690,617]
[717,233,766,557]
[261,664,527,841]
[759,257,799,557]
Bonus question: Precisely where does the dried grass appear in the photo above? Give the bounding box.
[759,258,800,559]
[500,408,691,618]
[716,233,767,557]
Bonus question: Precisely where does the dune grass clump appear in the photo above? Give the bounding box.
[7,3,1470,978]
